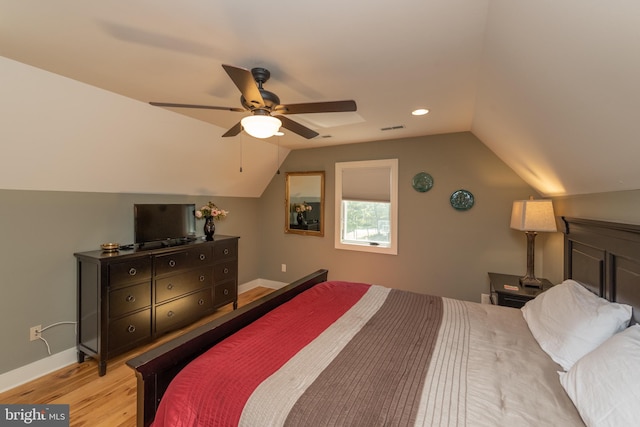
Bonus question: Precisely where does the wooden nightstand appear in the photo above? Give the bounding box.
[488,272,553,308]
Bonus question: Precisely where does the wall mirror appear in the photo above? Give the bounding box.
[285,171,325,237]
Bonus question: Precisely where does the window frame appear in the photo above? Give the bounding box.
[334,159,398,255]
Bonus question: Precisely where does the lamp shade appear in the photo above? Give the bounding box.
[241,115,282,139]
[510,198,557,232]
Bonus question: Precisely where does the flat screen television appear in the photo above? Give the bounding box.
[134,204,196,245]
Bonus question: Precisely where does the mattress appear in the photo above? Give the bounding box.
[152,281,583,426]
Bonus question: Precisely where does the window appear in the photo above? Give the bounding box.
[335,159,398,254]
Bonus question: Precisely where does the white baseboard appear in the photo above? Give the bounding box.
[0,347,77,393]
[0,278,288,394]
[238,278,287,293]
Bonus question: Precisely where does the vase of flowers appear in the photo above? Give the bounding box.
[293,202,312,226]
[195,202,229,241]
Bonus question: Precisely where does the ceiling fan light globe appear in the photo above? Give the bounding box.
[241,115,282,139]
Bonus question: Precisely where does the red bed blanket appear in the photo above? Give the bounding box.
[153,281,443,426]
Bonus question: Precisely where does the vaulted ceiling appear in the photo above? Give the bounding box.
[1,0,639,197]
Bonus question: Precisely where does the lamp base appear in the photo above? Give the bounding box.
[519,275,543,289]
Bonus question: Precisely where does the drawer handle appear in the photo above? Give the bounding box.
[127,325,136,333]
[223,267,229,274]
[167,283,174,290]
[199,275,205,282]
[199,254,206,261]
[126,295,136,303]
[223,248,230,255]
[168,260,176,268]
[128,268,137,276]
[223,289,229,296]
[167,311,174,318]
[198,298,205,306]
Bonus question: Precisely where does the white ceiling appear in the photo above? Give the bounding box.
[1,0,639,196]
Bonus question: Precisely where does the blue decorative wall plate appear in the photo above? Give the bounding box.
[412,172,434,192]
[450,189,474,210]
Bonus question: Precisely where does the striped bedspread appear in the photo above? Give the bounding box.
[152,281,583,426]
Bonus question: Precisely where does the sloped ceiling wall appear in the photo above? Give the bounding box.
[1,57,288,197]
[473,0,640,196]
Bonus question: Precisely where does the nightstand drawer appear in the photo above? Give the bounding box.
[495,293,529,309]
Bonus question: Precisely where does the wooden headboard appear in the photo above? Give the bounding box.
[563,216,640,323]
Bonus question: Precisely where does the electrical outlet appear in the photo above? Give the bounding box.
[281,264,287,272]
[30,325,41,341]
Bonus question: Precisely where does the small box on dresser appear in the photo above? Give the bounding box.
[75,235,239,376]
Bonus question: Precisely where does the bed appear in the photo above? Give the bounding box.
[127,217,640,426]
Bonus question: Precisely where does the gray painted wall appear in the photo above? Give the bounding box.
[0,191,260,374]
[258,132,541,300]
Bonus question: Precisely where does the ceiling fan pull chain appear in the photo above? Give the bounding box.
[239,137,243,172]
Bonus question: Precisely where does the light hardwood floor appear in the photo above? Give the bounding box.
[0,286,274,427]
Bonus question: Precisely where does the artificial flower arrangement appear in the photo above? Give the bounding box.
[293,202,313,213]
[195,201,229,220]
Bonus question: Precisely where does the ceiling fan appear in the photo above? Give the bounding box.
[150,64,357,139]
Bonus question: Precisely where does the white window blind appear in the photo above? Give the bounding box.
[341,167,391,202]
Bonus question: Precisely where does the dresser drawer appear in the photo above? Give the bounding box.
[184,246,214,268]
[214,239,237,260]
[155,267,213,303]
[155,289,213,335]
[108,309,151,352]
[109,257,152,288]
[214,260,237,283]
[154,251,190,276]
[214,281,237,307]
[109,282,151,318]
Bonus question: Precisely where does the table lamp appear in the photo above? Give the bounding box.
[510,197,557,288]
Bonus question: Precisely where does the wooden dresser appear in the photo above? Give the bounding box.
[74,235,239,376]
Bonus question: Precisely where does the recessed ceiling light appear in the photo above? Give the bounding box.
[412,108,429,116]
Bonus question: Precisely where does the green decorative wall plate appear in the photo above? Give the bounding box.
[450,189,474,210]
[412,172,434,192]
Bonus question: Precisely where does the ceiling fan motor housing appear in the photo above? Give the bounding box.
[238,67,279,110]
[241,90,280,111]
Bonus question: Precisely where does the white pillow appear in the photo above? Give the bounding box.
[559,324,640,427]
[521,279,631,371]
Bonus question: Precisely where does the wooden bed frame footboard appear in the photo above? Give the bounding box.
[126,269,329,427]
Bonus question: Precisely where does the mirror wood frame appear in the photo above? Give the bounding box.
[285,171,325,237]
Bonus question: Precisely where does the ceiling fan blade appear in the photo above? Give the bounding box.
[222,121,243,137]
[276,100,357,115]
[279,116,319,139]
[222,64,265,108]
[149,102,245,112]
